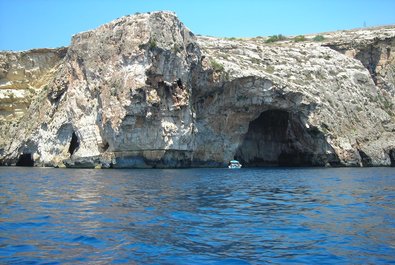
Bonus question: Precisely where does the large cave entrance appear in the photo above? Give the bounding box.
[235,110,332,167]
[16,153,34,167]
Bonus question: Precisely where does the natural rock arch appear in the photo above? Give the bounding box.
[234,109,339,167]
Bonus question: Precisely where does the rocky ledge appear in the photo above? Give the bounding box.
[0,11,394,168]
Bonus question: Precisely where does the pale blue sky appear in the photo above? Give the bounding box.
[0,0,394,51]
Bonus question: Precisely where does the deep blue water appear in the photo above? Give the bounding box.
[0,167,394,264]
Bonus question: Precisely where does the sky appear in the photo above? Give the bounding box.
[0,0,394,51]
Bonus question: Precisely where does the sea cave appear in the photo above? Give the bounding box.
[235,109,336,167]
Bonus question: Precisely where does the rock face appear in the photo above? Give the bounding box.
[0,12,394,168]
[0,48,67,149]
[322,26,395,96]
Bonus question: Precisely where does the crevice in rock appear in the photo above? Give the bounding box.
[68,132,80,156]
[357,149,372,167]
[16,153,34,167]
[355,44,381,85]
[235,109,338,167]
[389,149,395,167]
[47,88,66,105]
[101,141,109,152]
[177,78,183,88]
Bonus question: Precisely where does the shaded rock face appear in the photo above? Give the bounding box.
[390,149,395,166]
[0,12,394,168]
[235,110,338,166]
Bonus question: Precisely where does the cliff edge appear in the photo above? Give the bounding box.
[0,12,394,167]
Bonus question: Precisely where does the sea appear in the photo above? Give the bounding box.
[0,167,394,264]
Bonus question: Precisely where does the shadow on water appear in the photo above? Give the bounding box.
[0,167,394,264]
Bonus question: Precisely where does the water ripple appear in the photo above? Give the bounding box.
[0,167,394,264]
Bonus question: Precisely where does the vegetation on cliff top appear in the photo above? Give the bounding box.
[313,35,325,41]
[265,34,287,43]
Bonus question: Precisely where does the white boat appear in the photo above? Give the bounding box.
[228,160,242,169]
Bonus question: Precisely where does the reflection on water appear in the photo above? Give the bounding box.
[0,167,394,264]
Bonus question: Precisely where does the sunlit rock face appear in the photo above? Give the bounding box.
[0,12,394,168]
[0,48,67,150]
[323,26,395,96]
[1,12,200,168]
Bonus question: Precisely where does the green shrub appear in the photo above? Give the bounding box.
[237,95,248,101]
[382,98,394,111]
[294,35,306,42]
[313,35,325,42]
[138,43,145,50]
[265,34,287,43]
[149,38,157,49]
[251,58,261,64]
[210,59,224,72]
[265,65,275,74]
[139,37,158,50]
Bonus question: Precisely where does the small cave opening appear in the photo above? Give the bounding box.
[235,109,333,167]
[389,149,395,167]
[100,141,109,152]
[358,149,372,167]
[16,153,34,167]
[68,132,80,156]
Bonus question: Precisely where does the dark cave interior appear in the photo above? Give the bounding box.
[68,132,80,156]
[16,153,34,167]
[235,110,330,167]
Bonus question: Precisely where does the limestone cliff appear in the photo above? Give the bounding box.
[0,12,394,168]
[0,48,67,151]
[321,26,395,96]
[195,32,395,167]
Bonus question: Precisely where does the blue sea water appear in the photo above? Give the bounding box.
[0,167,394,264]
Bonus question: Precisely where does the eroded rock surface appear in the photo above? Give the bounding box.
[0,48,67,150]
[0,12,394,167]
[321,26,395,96]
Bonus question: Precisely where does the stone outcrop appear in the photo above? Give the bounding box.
[321,26,395,96]
[0,48,67,150]
[0,11,394,167]
[194,33,394,167]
